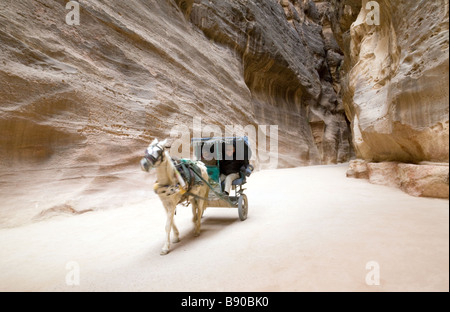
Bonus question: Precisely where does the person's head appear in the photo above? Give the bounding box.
[202,145,213,161]
[225,144,235,158]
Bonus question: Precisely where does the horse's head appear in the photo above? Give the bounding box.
[140,138,168,172]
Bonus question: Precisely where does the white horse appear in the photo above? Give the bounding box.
[141,139,210,255]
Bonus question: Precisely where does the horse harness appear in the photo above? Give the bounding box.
[153,159,208,203]
[144,144,165,166]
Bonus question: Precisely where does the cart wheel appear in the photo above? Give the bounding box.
[238,194,248,221]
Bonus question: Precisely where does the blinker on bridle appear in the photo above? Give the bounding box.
[145,144,165,167]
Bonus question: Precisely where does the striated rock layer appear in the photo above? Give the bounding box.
[0,0,353,173]
[331,0,449,163]
[180,0,354,166]
[0,0,355,224]
[332,0,449,198]
[0,0,253,171]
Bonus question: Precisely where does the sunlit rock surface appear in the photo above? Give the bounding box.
[333,0,449,198]
[0,0,353,174]
[332,0,449,163]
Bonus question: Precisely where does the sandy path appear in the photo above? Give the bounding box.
[0,164,448,291]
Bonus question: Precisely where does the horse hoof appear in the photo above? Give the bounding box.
[160,249,170,255]
[173,237,180,243]
[194,232,200,237]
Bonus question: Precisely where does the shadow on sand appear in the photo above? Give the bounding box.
[155,214,240,255]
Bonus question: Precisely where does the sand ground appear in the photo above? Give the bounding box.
[0,164,448,292]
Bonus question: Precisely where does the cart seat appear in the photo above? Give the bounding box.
[232,177,245,186]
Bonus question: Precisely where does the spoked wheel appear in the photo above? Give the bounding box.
[238,194,248,221]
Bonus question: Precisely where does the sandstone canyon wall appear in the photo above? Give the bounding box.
[0,0,354,225]
[0,0,448,224]
[178,0,354,166]
[0,0,353,173]
[330,0,449,198]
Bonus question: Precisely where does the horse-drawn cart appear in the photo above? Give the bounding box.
[140,136,254,254]
[191,136,253,221]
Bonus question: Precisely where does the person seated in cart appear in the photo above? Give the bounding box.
[220,143,246,195]
[201,143,217,166]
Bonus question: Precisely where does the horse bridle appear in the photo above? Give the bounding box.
[145,143,165,168]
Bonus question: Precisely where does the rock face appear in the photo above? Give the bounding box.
[346,158,369,179]
[0,0,253,171]
[398,163,449,199]
[332,0,449,198]
[0,0,447,208]
[0,0,353,173]
[0,0,356,225]
[331,0,449,163]
[181,0,354,166]
[347,160,449,199]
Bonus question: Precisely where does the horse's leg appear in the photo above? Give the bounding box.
[161,202,176,255]
[193,178,210,236]
[201,185,209,214]
[172,215,180,244]
[195,198,205,236]
[191,199,202,237]
[192,202,197,222]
